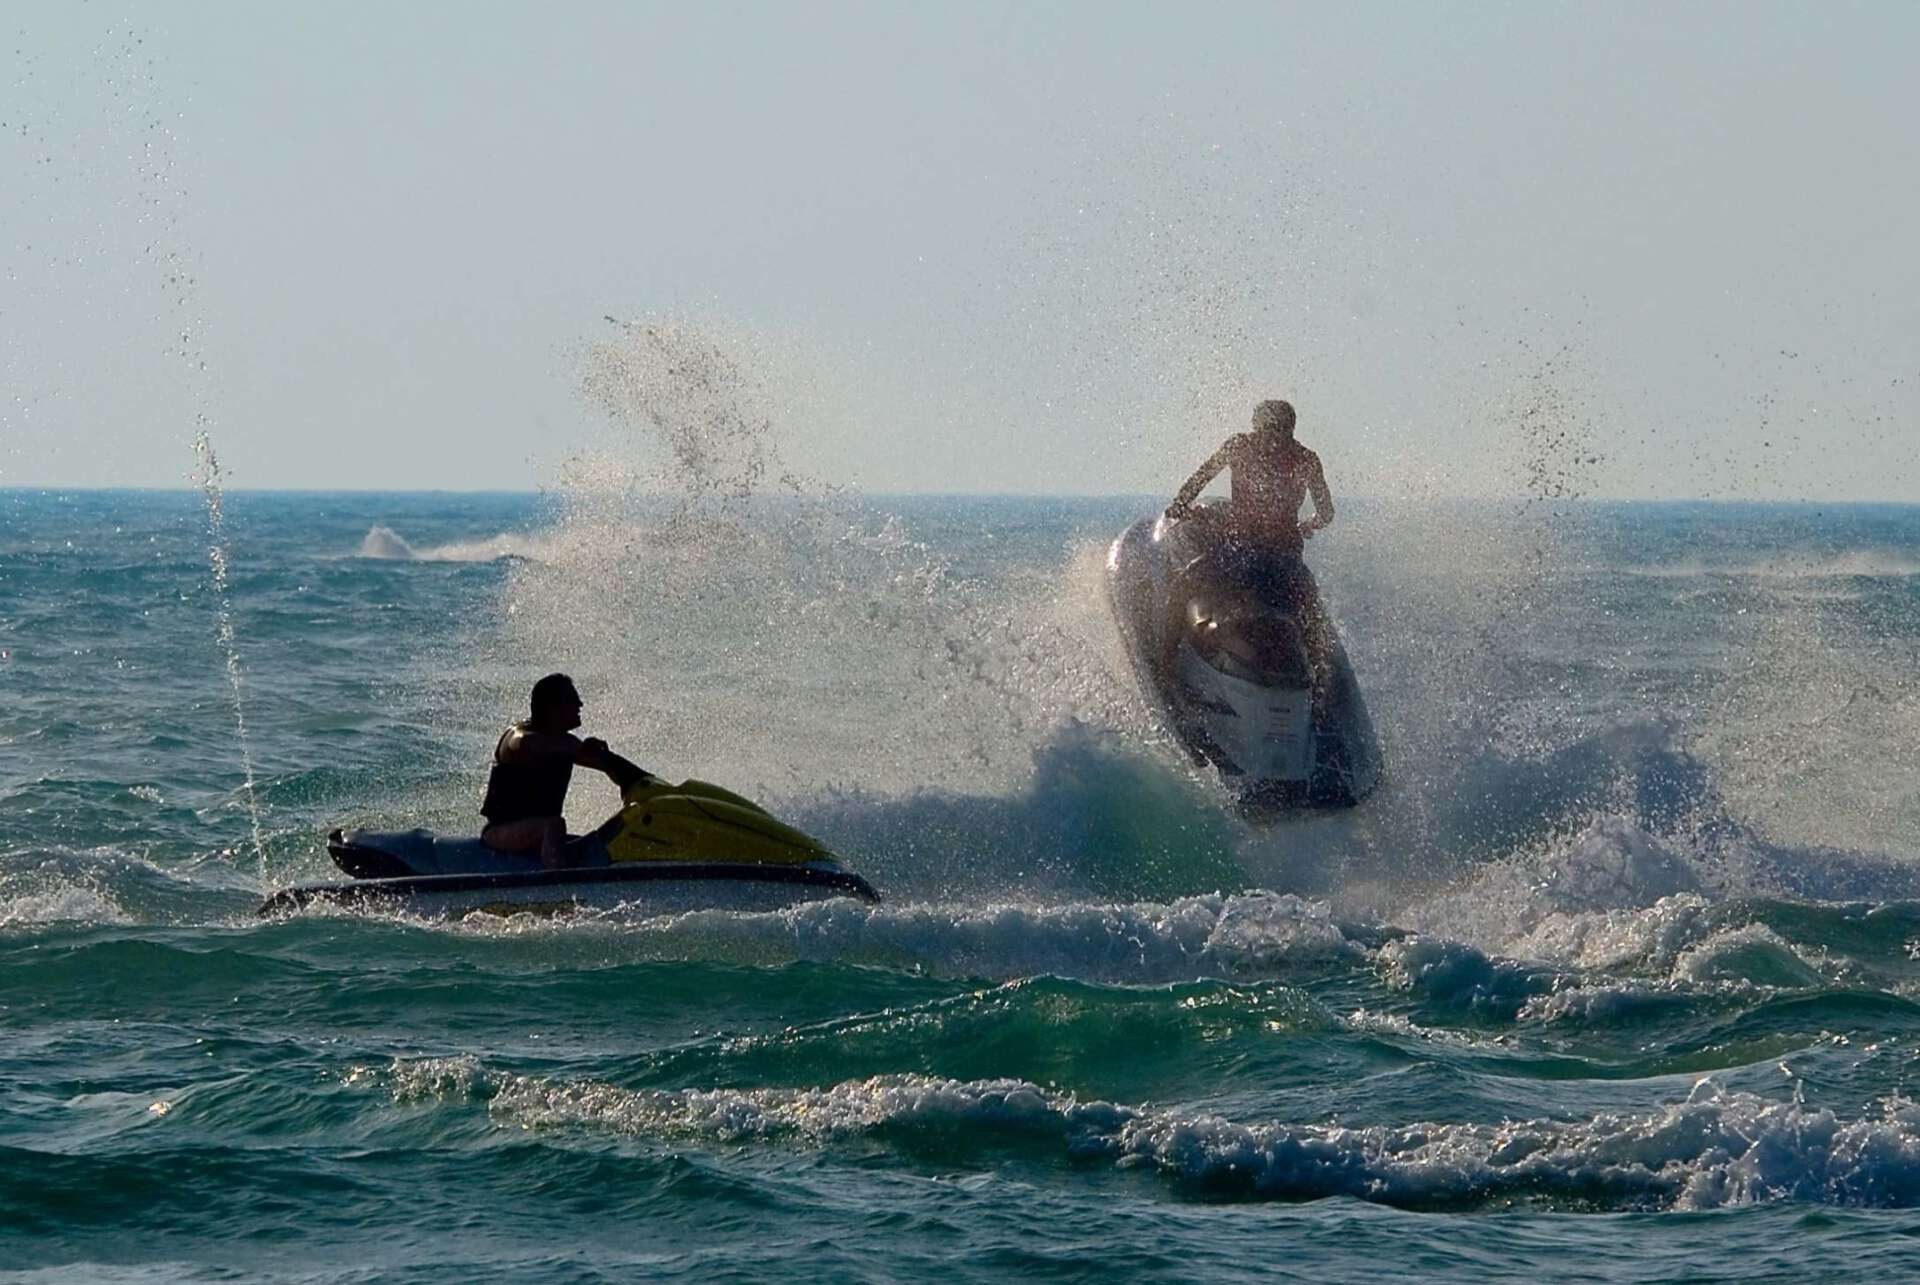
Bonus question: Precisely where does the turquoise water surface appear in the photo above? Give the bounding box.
[5,489,1920,1281]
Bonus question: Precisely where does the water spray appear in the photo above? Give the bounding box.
[190,430,267,877]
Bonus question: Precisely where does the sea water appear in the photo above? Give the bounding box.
[4,485,1920,1281]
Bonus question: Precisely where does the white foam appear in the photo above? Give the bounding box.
[1499,905,1833,1021]
[1512,894,1720,973]
[1340,1007,1477,1045]
[1669,922,1827,988]
[387,1054,482,1101]
[1518,979,1686,1025]
[1623,550,1920,581]
[0,878,129,928]
[1399,816,1712,958]
[379,1059,1920,1209]
[604,890,1358,983]
[355,524,556,562]
[0,845,149,928]
[382,890,1359,984]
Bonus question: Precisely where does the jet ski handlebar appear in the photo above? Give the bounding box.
[1163,500,1321,541]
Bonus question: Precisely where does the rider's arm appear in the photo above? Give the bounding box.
[1169,442,1231,515]
[578,738,656,792]
[501,727,582,762]
[1302,453,1335,532]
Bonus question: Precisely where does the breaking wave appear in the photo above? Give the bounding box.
[1623,550,1920,581]
[355,524,554,562]
[385,1057,1920,1210]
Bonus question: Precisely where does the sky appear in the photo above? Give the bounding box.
[2,2,1916,499]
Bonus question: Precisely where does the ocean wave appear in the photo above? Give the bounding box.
[0,876,130,929]
[1510,937,1835,1026]
[1396,815,1719,956]
[429,889,1365,984]
[1621,550,1920,581]
[1509,893,1722,973]
[383,1059,1920,1210]
[268,843,1896,1000]
[1516,979,1703,1026]
[1670,923,1830,989]
[1374,935,1562,1017]
[0,847,157,929]
[782,726,1247,904]
[354,524,554,563]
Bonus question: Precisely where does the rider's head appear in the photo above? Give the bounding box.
[1252,399,1296,439]
[530,672,583,730]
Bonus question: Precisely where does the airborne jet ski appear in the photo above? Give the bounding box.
[258,778,879,917]
[1107,501,1381,814]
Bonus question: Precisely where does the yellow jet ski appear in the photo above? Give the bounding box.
[258,778,878,917]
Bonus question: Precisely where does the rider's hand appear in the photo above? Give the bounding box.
[1298,521,1316,540]
[1165,500,1194,522]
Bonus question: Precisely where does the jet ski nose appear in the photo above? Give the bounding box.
[1185,597,1313,688]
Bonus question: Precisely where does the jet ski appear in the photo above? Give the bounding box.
[258,778,880,917]
[1107,501,1382,814]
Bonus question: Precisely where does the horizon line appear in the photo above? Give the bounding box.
[3,486,1918,508]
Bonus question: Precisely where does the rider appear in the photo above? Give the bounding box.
[479,673,655,868]
[1161,399,1337,673]
[1166,399,1334,559]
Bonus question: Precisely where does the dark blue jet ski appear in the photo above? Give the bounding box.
[1107,502,1382,815]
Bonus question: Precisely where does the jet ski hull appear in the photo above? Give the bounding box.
[259,858,880,919]
[257,799,880,918]
[1107,510,1382,814]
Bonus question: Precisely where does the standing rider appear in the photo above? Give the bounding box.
[479,673,655,868]
[1161,399,1338,673]
[1166,398,1334,559]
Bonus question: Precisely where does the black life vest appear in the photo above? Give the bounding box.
[479,725,574,823]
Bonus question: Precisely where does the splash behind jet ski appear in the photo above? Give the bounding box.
[1107,502,1381,815]
[258,778,878,917]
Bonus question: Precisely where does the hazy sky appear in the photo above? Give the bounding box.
[3,2,1916,498]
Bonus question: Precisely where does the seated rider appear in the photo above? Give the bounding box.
[480,673,656,868]
[1166,398,1334,563]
